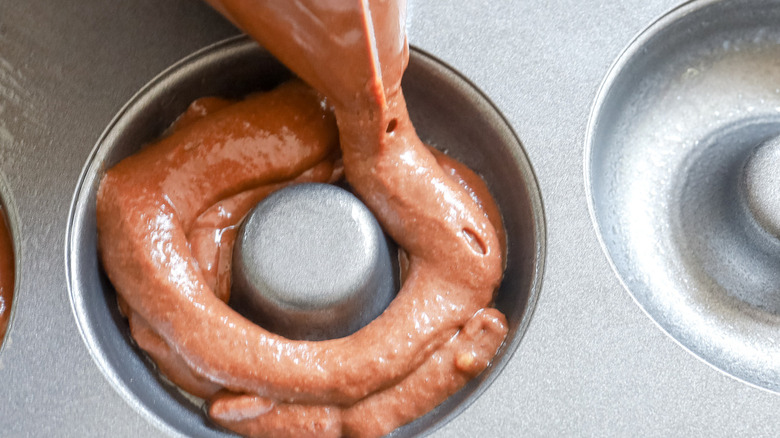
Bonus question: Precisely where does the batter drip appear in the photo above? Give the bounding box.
[97,1,508,436]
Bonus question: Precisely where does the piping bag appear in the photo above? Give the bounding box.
[202,0,408,111]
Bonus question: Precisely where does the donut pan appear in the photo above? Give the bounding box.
[3,0,780,436]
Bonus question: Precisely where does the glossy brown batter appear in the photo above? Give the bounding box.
[0,210,13,345]
[97,1,509,437]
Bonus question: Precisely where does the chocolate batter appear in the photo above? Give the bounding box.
[97,1,508,437]
[0,210,12,345]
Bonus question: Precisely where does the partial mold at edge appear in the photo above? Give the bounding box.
[0,172,17,354]
[587,0,780,393]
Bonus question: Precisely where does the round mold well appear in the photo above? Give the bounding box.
[67,35,545,437]
[587,0,780,392]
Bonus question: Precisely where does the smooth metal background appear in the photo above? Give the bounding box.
[1,0,779,436]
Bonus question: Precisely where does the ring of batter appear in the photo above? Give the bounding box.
[97,77,508,437]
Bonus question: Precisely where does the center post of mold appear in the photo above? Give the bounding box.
[743,135,780,241]
[230,183,396,340]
